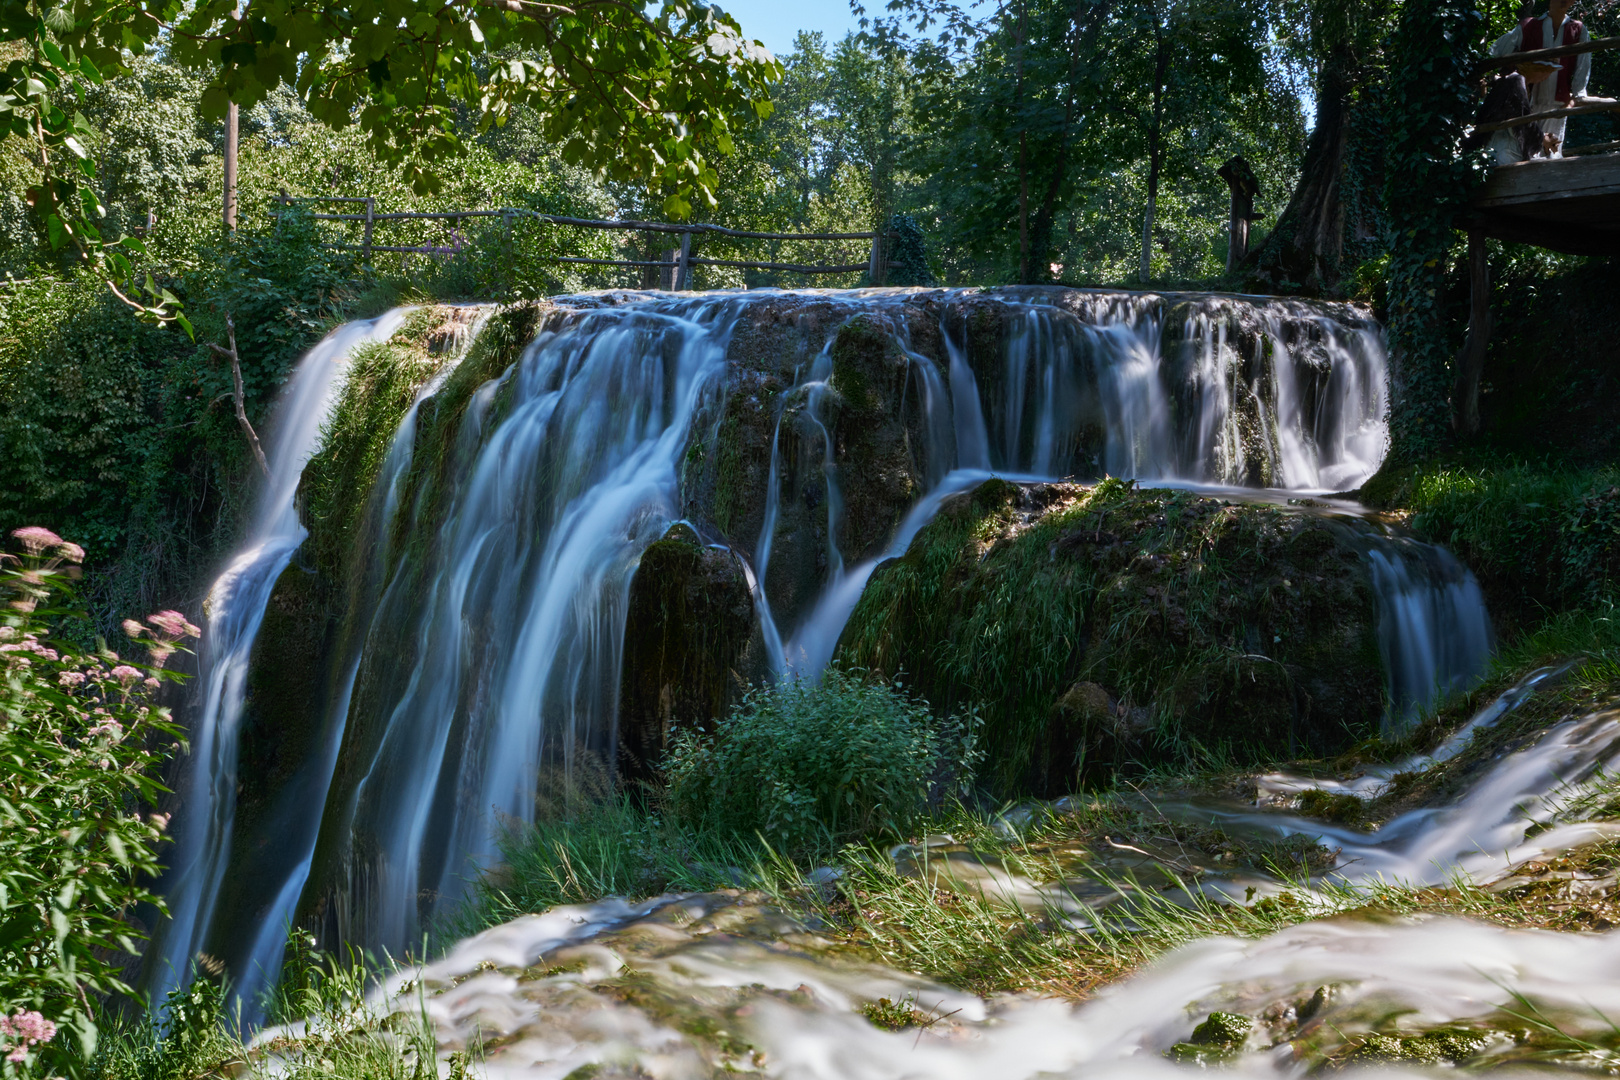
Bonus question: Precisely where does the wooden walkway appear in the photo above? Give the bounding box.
[1468,152,1620,255]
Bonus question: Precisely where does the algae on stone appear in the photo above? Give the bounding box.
[837,478,1386,794]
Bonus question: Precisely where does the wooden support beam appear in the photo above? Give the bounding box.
[1452,230,1491,436]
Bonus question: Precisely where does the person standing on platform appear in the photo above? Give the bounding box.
[1488,0,1592,160]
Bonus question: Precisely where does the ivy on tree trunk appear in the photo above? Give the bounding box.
[1381,0,1485,462]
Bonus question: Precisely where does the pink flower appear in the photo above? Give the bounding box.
[147,643,174,668]
[58,671,86,687]
[0,1010,57,1061]
[56,541,83,563]
[147,610,201,640]
[11,527,62,555]
[88,720,124,740]
[149,812,169,830]
[122,619,145,639]
[110,665,141,686]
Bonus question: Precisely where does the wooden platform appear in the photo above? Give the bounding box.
[1468,153,1620,255]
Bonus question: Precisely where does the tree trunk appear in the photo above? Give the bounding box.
[1140,28,1168,282]
[1015,0,1033,283]
[1029,0,1110,274]
[1246,46,1356,291]
[208,314,270,479]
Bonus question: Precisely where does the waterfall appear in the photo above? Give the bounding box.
[1364,536,1496,734]
[311,297,740,957]
[148,309,409,1004]
[167,286,1501,994]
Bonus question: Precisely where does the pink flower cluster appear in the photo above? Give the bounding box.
[87,719,124,741]
[11,527,82,563]
[123,609,201,668]
[0,1010,56,1063]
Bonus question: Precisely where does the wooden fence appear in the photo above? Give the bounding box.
[271,195,897,289]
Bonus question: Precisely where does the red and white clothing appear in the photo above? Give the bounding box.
[1489,13,1592,161]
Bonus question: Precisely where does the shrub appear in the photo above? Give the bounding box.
[1406,460,1620,617]
[0,527,192,1075]
[664,670,981,855]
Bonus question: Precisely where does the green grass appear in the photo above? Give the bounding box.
[89,949,439,1080]
[1375,457,1620,628]
[436,795,790,945]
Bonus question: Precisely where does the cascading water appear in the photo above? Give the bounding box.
[225,315,486,1025]
[148,309,409,1004]
[308,298,742,957]
[169,286,1499,1001]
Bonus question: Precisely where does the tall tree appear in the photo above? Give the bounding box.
[1247,0,1394,292]
[0,0,780,320]
[865,0,1283,283]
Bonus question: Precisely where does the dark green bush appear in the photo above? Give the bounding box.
[664,670,980,854]
[1406,461,1620,619]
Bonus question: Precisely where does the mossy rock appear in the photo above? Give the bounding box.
[1191,1011,1253,1049]
[837,479,1385,793]
[618,523,754,783]
[236,561,333,834]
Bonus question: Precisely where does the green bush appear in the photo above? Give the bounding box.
[1405,460,1620,618]
[0,527,192,1075]
[665,670,980,854]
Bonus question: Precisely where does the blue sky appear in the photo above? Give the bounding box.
[714,0,865,57]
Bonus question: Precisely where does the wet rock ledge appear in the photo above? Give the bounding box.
[833,479,1386,794]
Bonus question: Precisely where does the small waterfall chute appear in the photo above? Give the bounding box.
[148,309,410,1004]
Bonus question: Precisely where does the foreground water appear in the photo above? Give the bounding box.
[243,676,1620,1077]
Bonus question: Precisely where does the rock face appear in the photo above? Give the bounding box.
[836,479,1386,795]
[617,524,754,784]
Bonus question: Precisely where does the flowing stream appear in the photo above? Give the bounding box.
[149,310,409,1006]
[153,288,1503,1012]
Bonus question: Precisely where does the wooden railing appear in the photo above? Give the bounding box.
[1472,35,1620,134]
[271,195,897,288]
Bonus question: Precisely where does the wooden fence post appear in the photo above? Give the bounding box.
[674,231,692,291]
[868,232,888,286]
[363,197,375,264]
[1217,156,1260,273]
[1452,229,1492,436]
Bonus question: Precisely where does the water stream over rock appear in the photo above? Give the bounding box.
[149,310,410,1007]
[151,287,1504,1018]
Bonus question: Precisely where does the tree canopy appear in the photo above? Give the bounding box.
[0,0,780,317]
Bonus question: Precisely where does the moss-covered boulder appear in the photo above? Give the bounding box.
[617,523,754,782]
[836,479,1386,794]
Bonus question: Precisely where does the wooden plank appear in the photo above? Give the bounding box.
[1477,34,1620,72]
[1474,153,1620,203]
[687,257,878,273]
[1463,209,1620,254]
[1474,99,1620,133]
[1567,140,1620,155]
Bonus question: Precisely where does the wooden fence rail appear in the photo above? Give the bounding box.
[271,195,896,288]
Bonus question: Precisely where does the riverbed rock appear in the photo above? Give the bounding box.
[617,523,754,782]
[837,478,1386,794]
